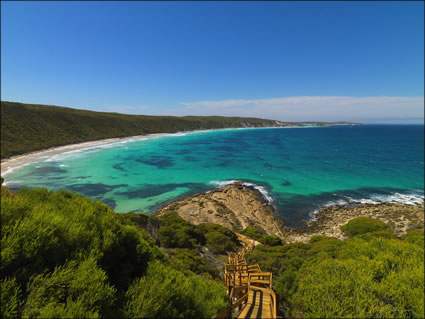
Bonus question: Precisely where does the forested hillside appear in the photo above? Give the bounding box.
[0,101,278,159]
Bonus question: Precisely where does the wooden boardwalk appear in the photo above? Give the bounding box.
[215,236,278,319]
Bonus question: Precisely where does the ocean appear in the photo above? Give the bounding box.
[3,125,424,228]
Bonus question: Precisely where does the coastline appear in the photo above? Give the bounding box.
[156,183,286,238]
[1,134,146,177]
[2,132,423,243]
[5,121,421,243]
[283,202,424,243]
[155,181,424,244]
[1,123,353,178]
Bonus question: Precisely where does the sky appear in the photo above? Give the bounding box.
[1,1,424,124]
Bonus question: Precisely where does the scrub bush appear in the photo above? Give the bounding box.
[197,223,240,254]
[1,188,229,319]
[123,261,228,318]
[158,212,205,248]
[22,258,116,318]
[246,219,424,318]
[341,217,390,237]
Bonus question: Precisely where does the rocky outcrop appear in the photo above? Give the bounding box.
[284,202,424,243]
[156,183,423,244]
[156,183,286,238]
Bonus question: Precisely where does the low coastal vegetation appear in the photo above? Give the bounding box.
[245,220,424,318]
[1,184,423,318]
[0,186,230,318]
[240,226,284,246]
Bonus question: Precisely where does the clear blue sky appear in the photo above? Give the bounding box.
[1,1,424,123]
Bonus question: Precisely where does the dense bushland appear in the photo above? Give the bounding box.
[124,261,227,318]
[2,185,423,318]
[0,101,278,159]
[156,213,241,280]
[240,226,284,246]
[0,187,228,318]
[246,218,424,318]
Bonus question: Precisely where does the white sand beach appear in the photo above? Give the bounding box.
[0,135,148,180]
[0,124,347,182]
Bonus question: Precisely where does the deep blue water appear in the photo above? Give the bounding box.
[4,125,424,227]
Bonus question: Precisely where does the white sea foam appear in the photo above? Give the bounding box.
[1,163,31,177]
[41,138,146,163]
[320,192,424,210]
[323,199,351,207]
[308,209,320,221]
[306,191,424,222]
[209,180,274,204]
[209,180,239,187]
[3,180,25,186]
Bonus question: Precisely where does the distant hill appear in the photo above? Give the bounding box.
[0,101,280,159]
[0,101,359,159]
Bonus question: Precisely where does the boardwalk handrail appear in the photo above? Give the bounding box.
[216,235,279,318]
[248,272,273,289]
[225,264,261,273]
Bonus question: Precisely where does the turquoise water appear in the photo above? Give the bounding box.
[4,125,424,227]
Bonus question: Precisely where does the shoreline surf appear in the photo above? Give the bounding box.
[0,124,348,179]
[2,124,423,229]
[209,179,424,226]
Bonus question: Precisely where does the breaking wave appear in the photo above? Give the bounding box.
[209,180,274,204]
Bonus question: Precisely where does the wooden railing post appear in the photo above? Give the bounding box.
[219,236,281,319]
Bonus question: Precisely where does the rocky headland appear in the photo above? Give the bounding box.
[284,202,424,243]
[156,183,424,244]
[156,183,286,238]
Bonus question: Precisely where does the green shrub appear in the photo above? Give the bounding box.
[402,229,424,247]
[1,277,22,319]
[355,229,396,240]
[1,188,157,291]
[240,226,265,241]
[0,188,254,318]
[246,244,289,273]
[203,231,236,254]
[292,237,424,318]
[167,248,220,280]
[115,212,161,245]
[240,227,283,246]
[340,217,390,237]
[197,223,240,254]
[309,236,343,258]
[158,213,205,248]
[22,257,116,318]
[262,235,284,246]
[247,229,424,318]
[123,261,228,318]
